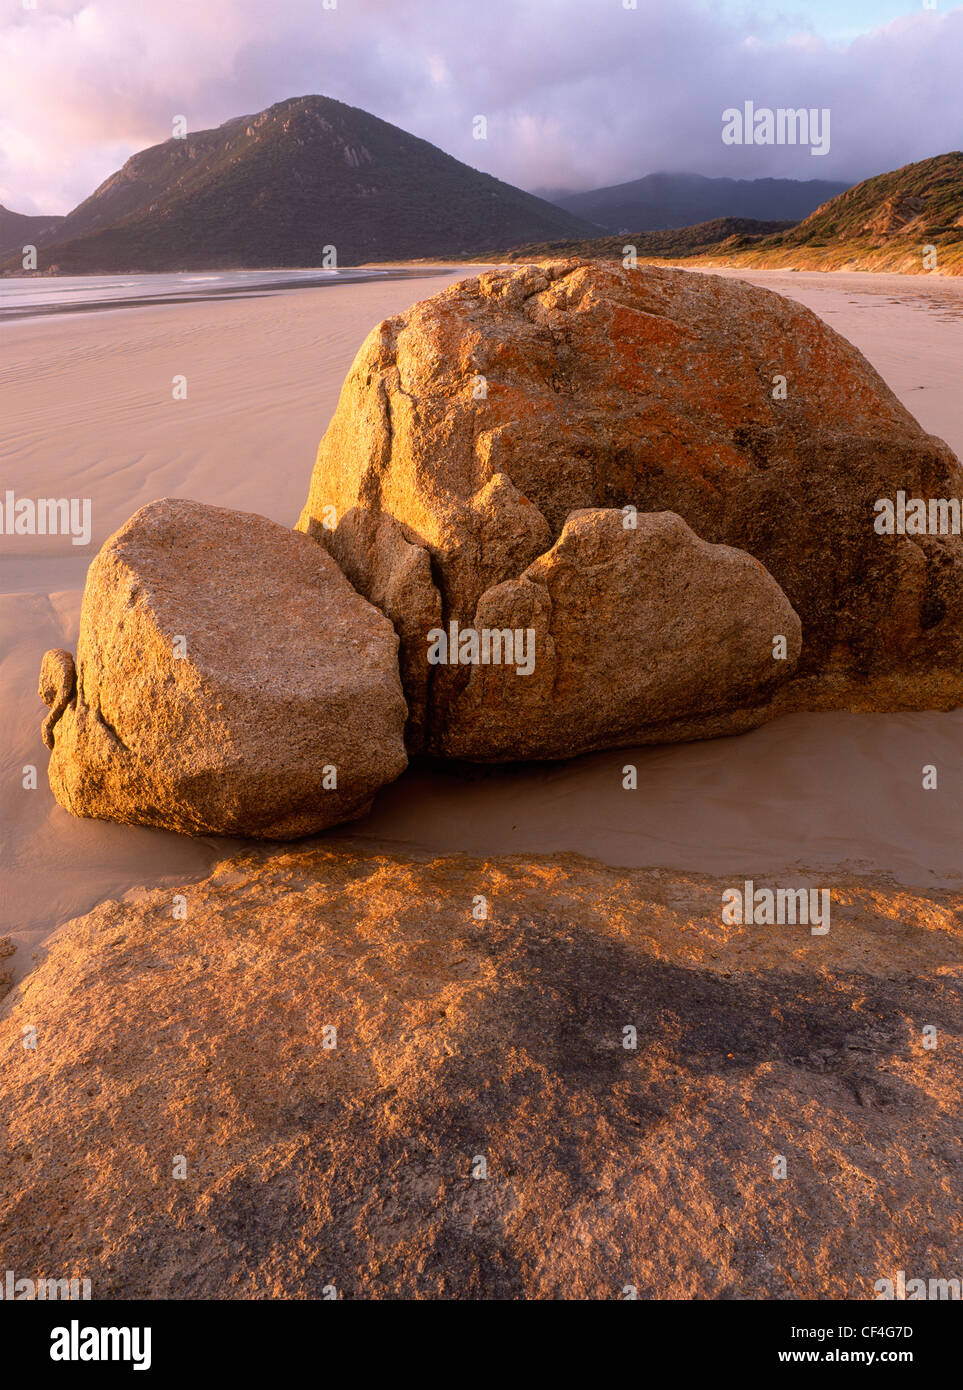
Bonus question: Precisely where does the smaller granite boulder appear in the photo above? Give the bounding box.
[438,509,802,760]
[40,498,408,838]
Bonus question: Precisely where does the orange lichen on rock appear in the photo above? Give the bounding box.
[299,259,963,757]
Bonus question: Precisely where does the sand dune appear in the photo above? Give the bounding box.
[1,267,960,986]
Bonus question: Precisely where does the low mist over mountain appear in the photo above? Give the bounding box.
[544,172,850,232]
[14,95,594,272]
[0,205,64,259]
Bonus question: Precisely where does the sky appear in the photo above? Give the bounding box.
[0,0,959,215]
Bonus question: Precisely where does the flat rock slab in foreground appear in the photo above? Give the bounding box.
[1,845,958,1299]
[40,498,408,838]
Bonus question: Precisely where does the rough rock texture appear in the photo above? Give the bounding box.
[299,259,963,757]
[40,498,408,838]
[442,509,801,759]
[0,938,13,1003]
[38,648,76,751]
[322,507,441,750]
[0,843,958,1300]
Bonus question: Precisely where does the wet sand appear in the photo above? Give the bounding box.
[0,266,455,323]
[1,266,960,984]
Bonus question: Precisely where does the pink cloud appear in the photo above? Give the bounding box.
[1,0,960,214]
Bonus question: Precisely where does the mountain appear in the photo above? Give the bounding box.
[771,152,963,255]
[676,152,963,275]
[500,216,796,263]
[499,155,963,277]
[0,205,64,258]
[14,95,594,273]
[546,172,850,232]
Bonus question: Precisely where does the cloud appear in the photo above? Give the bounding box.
[1,0,960,213]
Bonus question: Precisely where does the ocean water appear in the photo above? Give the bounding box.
[0,266,451,322]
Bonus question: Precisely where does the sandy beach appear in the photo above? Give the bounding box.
[1,265,961,985]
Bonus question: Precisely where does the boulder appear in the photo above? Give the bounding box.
[40,498,408,838]
[299,258,963,757]
[1,842,959,1299]
[439,508,801,760]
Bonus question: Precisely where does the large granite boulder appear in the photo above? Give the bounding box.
[299,258,963,757]
[40,498,408,838]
